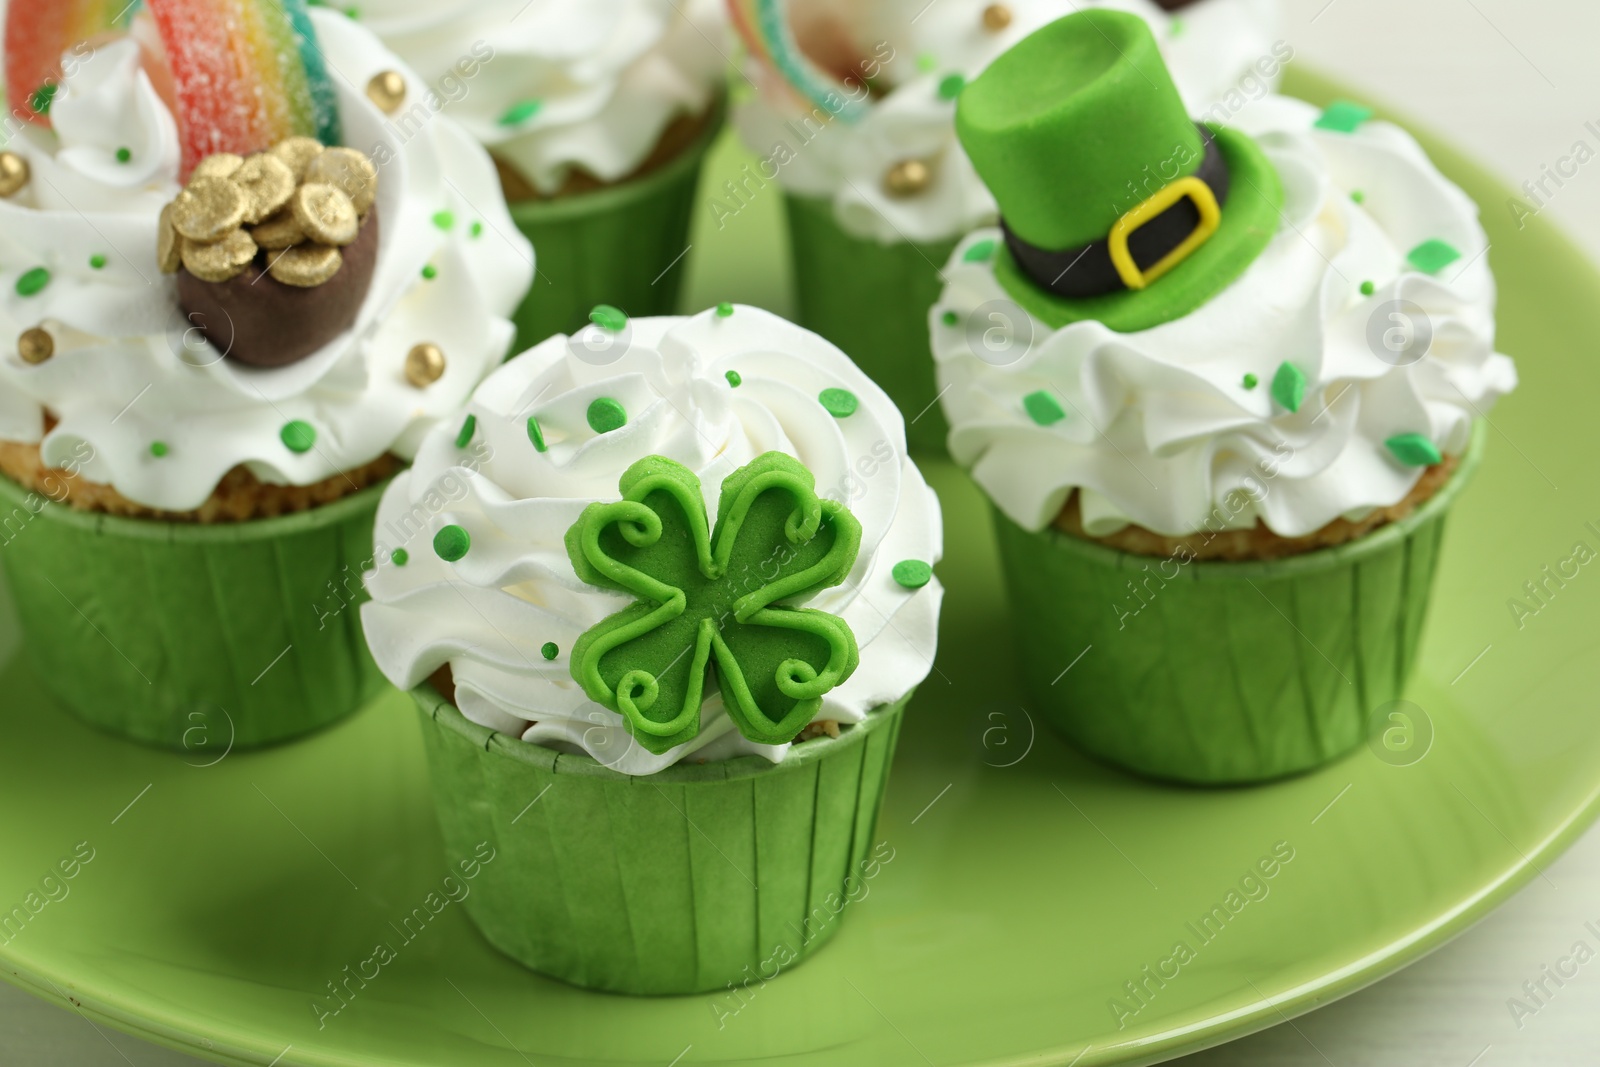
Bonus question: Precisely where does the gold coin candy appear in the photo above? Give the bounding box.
[234,154,296,225]
[159,139,378,288]
[292,183,360,247]
[170,177,248,242]
[269,137,325,182]
[157,203,183,274]
[305,148,377,217]
[251,209,306,250]
[180,228,257,283]
[189,153,244,183]
[268,243,343,288]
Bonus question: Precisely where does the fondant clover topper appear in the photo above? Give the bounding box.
[565,452,862,755]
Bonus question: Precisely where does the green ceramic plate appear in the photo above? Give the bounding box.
[1,71,1597,1067]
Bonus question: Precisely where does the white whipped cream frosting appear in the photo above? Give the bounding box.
[733,0,1284,244]
[934,95,1518,539]
[362,306,944,775]
[0,12,533,512]
[359,0,726,196]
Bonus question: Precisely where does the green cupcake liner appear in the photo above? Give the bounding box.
[990,427,1486,785]
[507,98,726,350]
[412,684,909,995]
[0,474,388,750]
[784,194,959,455]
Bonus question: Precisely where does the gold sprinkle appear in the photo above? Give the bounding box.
[982,3,1013,31]
[366,70,407,115]
[0,151,31,197]
[234,154,296,224]
[181,228,257,282]
[884,158,932,198]
[18,326,53,364]
[269,136,325,183]
[269,243,343,287]
[170,177,247,242]
[251,208,306,250]
[291,183,359,246]
[404,343,446,387]
[190,153,244,182]
[305,148,377,217]
[157,203,183,274]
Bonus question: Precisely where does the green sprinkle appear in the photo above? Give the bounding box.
[29,82,56,117]
[937,73,965,100]
[1022,389,1066,426]
[149,441,168,458]
[431,210,455,231]
[343,5,359,17]
[891,560,933,589]
[115,146,132,164]
[1314,100,1373,133]
[941,309,959,327]
[421,263,437,280]
[499,99,542,127]
[916,52,936,73]
[1271,362,1307,413]
[1385,433,1442,467]
[89,254,107,270]
[1360,280,1375,296]
[280,420,317,453]
[589,303,627,332]
[540,641,559,661]
[392,548,409,567]
[455,414,476,448]
[527,415,547,452]
[15,267,51,297]
[819,388,858,418]
[434,524,470,562]
[1169,17,1185,37]
[716,301,734,318]
[1407,238,1462,276]
[587,397,627,434]
[1242,373,1259,390]
[1350,189,1366,204]
[725,370,742,387]
[963,238,997,263]
[470,221,483,238]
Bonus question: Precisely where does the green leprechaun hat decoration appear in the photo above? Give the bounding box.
[955,8,1284,332]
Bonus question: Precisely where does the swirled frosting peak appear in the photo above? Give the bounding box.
[362,306,944,775]
[0,12,533,512]
[934,95,1517,539]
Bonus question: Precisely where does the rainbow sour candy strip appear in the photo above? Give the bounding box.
[728,0,867,124]
[4,0,141,127]
[146,0,342,178]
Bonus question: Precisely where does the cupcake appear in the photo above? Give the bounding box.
[0,1,531,747]
[933,11,1515,783]
[360,0,727,348]
[731,0,1284,452]
[361,305,943,992]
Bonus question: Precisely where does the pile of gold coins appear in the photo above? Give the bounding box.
[158,137,377,287]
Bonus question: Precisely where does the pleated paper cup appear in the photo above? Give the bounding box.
[783,194,959,455]
[413,683,909,995]
[990,429,1486,785]
[507,98,725,350]
[0,474,388,750]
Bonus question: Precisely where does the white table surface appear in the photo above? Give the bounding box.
[4,0,1599,1063]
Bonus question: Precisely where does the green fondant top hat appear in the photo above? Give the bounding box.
[955,8,1284,332]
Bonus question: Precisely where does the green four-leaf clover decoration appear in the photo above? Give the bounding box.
[565,452,862,755]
